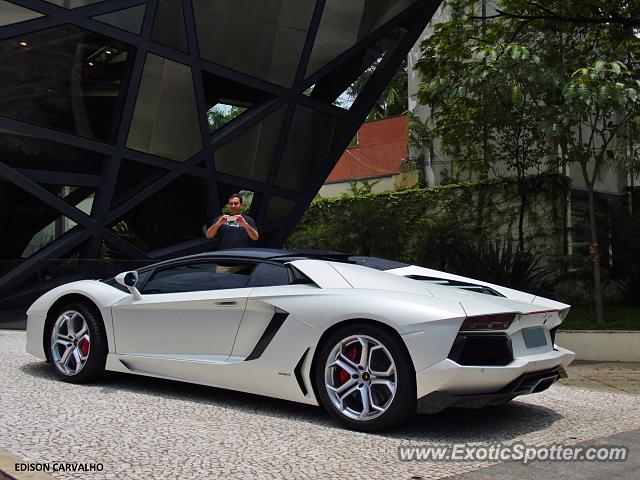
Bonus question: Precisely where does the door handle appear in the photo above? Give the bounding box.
[215,301,237,306]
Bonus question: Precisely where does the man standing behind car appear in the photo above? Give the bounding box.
[206,193,259,249]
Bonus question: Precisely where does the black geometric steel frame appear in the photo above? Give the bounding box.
[0,0,442,323]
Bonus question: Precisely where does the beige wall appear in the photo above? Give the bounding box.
[318,176,396,198]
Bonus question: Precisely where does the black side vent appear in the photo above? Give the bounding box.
[404,275,505,297]
[294,348,310,396]
[245,308,289,361]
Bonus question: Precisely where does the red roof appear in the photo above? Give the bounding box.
[326,115,408,183]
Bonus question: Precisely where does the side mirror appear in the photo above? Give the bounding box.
[115,271,142,301]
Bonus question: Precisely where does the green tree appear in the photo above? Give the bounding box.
[412,0,640,322]
[346,59,409,120]
[207,105,246,133]
[558,61,640,321]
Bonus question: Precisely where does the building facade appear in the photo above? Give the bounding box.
[0,0,443,326]
[319,114,412,197]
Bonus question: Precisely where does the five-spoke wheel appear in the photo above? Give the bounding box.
[315,323,415,431]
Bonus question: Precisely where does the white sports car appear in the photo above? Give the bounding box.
[25,249,575,431]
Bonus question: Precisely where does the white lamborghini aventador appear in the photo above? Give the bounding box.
[25,249,575,431]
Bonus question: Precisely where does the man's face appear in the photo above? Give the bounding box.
[228,197,242,215]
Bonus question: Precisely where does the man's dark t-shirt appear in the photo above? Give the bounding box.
[213,215,257,250]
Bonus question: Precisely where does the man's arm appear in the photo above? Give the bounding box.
[205,216,226,239]
[237,216,259,241]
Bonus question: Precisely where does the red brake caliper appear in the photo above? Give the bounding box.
[338,345,358,385]
[80,338,90,356]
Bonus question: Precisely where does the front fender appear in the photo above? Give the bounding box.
[26,280,129,359]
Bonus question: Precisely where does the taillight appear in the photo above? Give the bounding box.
[460,313,516,331]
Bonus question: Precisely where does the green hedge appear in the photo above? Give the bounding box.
[286,174,570,294]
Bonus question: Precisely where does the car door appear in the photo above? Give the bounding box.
[111,260,256,363]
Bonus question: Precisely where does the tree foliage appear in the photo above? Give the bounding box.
[346,59,409,120]
[412,0,640,321]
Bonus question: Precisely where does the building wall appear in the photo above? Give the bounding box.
[326,115,408,184]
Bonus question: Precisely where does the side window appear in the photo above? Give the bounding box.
[247,263,291,287]
[141,262,255,294]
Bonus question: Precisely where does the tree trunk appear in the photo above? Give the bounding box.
[586,186,605,323]
[517,190,527,253]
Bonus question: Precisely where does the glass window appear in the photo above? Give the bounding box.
[0,182,89,260]
[142,261,255,294]
[0,1,43,27]
[127,54,202,162]
[214,105,287,183]
[201,70,271,134]
[44,0,105,8]
[109,175,206,252]
[112,159,168,208]
[92,4,146,35]
[21,186,94,258]
[151,0,188,53]
[275,105,349,192]
[247,263,291,287]
[0,25,134,142]
[306,0,418,77]
[264,196,297,224]
[192,0,316,87]
[0,129,105,173]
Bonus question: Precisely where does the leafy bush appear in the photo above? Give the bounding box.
[448,239,549,293]
[287,174,569,294]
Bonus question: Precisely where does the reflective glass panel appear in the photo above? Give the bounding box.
[112,159,168,208]
[151,0,188,53]
[92,4,146,34]
[306,0,417,77]
[0,182,83,260]
[0,25,133,142]
[192,0,315,87]
[44,0,105,8]
[201,70,271,133]
[21,185,94,258]
[110,175,206,251]
[0,1,43,26]
[127,54,202,162]
[276,106,349,192]
[214,105,286,183]
[265,196,297,223]
[0,129,105,173]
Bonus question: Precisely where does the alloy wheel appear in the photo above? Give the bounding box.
[324,334,397,421]
[50,310,91,376]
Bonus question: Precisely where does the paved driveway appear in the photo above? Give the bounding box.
[1,330,639,480]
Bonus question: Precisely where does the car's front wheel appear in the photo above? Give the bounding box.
[47,302,107,383]
[315,323,416,431]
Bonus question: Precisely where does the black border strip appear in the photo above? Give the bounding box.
[244,307,289,361]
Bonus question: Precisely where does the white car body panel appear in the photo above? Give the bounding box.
[25,280,128,360]
[386,265,570,311]
[26,254,575,414]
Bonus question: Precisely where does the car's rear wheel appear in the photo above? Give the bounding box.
[47,302,107,383]
[315,323,416,431]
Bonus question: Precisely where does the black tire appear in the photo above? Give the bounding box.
[46,301,108,383]
[314,323,416,432]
